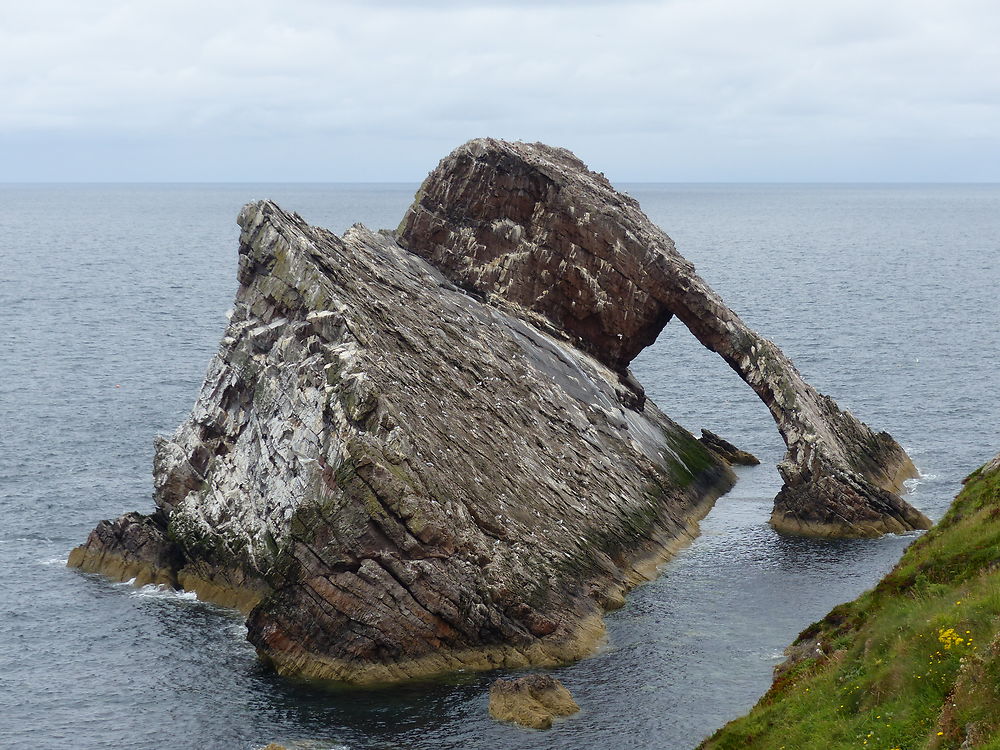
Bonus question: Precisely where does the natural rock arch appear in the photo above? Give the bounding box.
[69,138,931,687]
[398,138,930,537]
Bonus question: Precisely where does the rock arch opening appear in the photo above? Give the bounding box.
[397,138,930,537]
[631,319,782,491]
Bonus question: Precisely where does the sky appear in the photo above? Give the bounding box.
[2,0,999,182]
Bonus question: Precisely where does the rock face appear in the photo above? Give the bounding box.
[67,512,181,590]
[698,429,760,467]
[69,137,927,685]
[398,138,929,537]
[488,673,580,729]
[71,195,734,683]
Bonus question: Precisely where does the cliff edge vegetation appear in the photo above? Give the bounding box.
[701,452,1000,750]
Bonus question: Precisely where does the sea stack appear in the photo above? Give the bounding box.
[69,139,927,684]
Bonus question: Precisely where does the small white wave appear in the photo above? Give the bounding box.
[130,583,199,602]
[764,650,785,661]
[904,469,937,492]
[39,557,69,566]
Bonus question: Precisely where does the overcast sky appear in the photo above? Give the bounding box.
[3,0,999,181]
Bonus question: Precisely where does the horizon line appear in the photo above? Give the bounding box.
[3,180,1000,186]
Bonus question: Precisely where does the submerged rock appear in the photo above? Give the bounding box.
[698,429,760,466]
[488,673,580,729]
[398,138,929,537]
[69,138,926,684]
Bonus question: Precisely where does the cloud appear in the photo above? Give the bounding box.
[2,0,999,179]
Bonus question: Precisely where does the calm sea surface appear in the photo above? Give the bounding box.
[1,183,998,750]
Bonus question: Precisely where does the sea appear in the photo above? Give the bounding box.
[1,183,998,750]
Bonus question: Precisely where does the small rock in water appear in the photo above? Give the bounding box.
[488,673,580,729]
[698,429,760,466]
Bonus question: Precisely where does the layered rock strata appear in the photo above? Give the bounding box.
[71,198,734,682]
[398,138,929,537]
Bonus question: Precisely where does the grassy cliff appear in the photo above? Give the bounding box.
[701,455,1000,750]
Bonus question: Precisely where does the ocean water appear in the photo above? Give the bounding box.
[1,182,998,750]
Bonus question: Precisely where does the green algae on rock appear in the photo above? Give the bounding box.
[699,451,1000,750]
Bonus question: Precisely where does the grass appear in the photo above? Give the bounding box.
[700,458,1000,750]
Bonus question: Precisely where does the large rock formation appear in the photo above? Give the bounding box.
[71,196,734,682]
[69,138,927,685]
[398,138,929,537]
